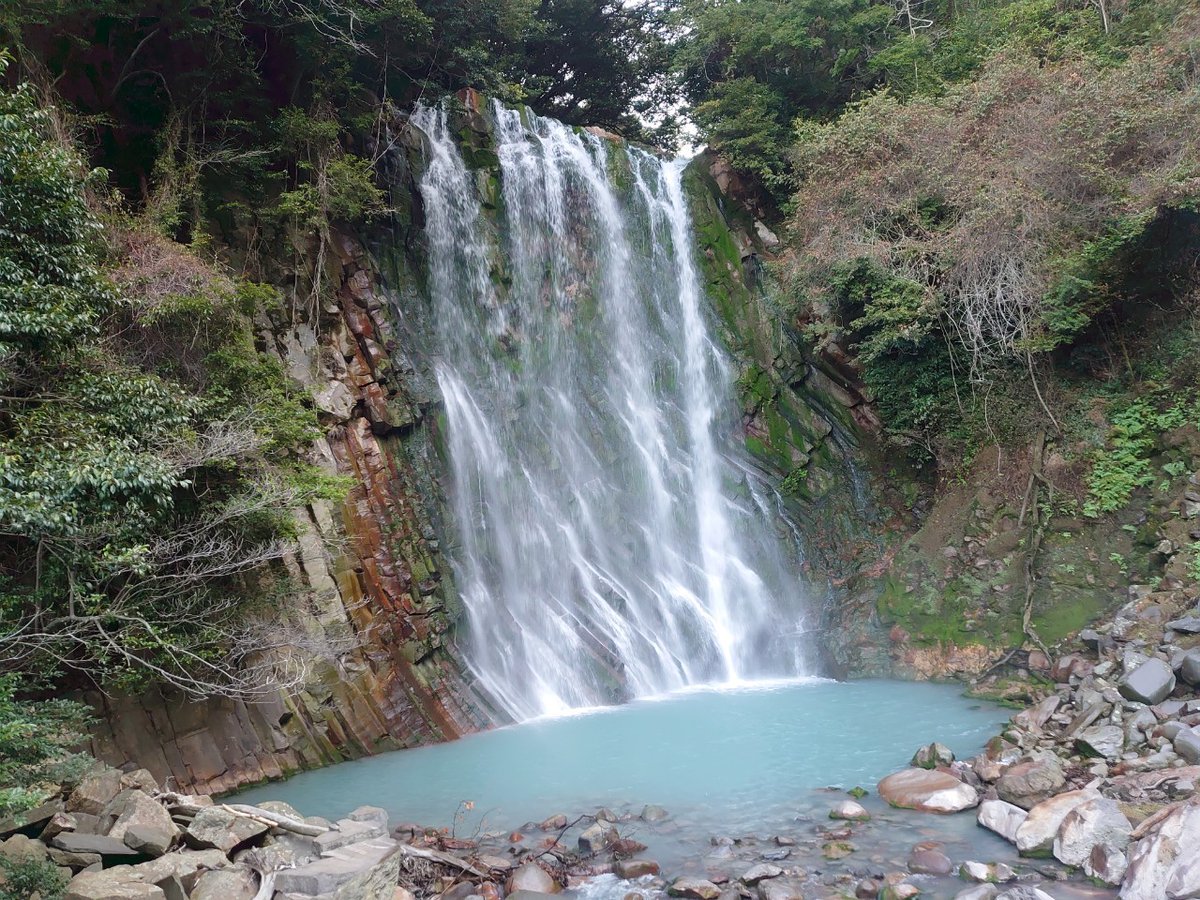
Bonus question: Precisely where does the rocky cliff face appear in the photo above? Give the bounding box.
[88,93,897,790]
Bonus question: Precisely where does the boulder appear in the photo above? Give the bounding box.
[995,757,1065,809]
[0,798,63,838]
[977,800,1027,843]
[1,833,50,863]
[346,806,389,831]
[829,800,869,821]
[189,867,258,900]
[507,862,561,894]
[907,841,952,875]
[1014,789,1099,856]
[1052,797,1131,867]
[955,887,999,900]
[757,879,804,900]
[64,872,167,900]
[878,767,979,813]
[1174,728,1200,765]
[1166,614,1200,634]
[273,836,401,899]
[641,805,669,822]
[42,811,79,841]
[879,885,920,900]
[1076,724,1125,761]
[740,864,782,885]
[668,877,721,900]
[314,818,386,853]
[577,821,618,855]
[184,806,268,853]
[911,742,955,769]
[47,846,103,869]
[614,859,660,879]
[107,791,177,856]
[52,832,143,859]
[1085,842,1128,886]
[1119,658,1177,705]
[1178,649,1200,686]
[67,769,124,817]
[1120,800,1200,900]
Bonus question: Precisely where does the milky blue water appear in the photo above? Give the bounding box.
[236,680,1006,854]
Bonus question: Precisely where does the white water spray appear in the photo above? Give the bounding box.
[412,101,813,720]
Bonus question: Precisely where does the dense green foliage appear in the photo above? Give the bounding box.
[0,676,92,817]
[0,57,324,702]
[0,854,68,900]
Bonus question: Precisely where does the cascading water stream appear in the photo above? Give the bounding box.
[412,101,814,720]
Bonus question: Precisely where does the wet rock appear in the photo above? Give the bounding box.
[954,887,998,900]
[756,879,804,900]
[1119,658,1177,705]
[855,878,882,899]
[67,769,124,817]
[911,742,955,769]
[740,864,782,885]
[978,800,1027,843]
[879,884,920,900]
[508,863,561,894]
[878,767,979,813]
[614,859,660,879]
[959,861,1015,883]
[994,888,1054,900]
[184,807,268,854]
[641,805,669,822]
[1120,800,1200,900]
[1076,724,1126,761]
[829,800,870,821]
[668,877,721,900]
[907,842,952,875]
[578,822,618,855]
[1052,797,1131,867]
[538,814,568,830]
[995,757,1065,809]
[1084,842,1127,885]
[1014,789,1099,856]
[822,840,855,859]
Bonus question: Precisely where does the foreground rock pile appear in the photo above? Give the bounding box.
[867,589,1200,899]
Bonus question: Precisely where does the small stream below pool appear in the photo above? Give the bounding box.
[234,680,1113,898]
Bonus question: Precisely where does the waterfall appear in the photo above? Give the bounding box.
[412,101,814,720]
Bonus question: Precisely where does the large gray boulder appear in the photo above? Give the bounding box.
[878,767,979,812]
[977,800,1028,844]
[67,769,124,817]
[107,791,177,856]
[1120,800,1200,899]
[65,869,167,900]
[1174,728,1200,765]
[1014,789,1100,856]
[1052,797,1131,867]
[1119,658,1176,705]
[668,877,722,900]
[1076,724,1125,760]
[274,836,400,900]
[313,818,385,853]
[1178,649,1200,686]
[995,756,1065,809]
[189,867,259,900]
[184,806,268,853]
[53,832,142,858]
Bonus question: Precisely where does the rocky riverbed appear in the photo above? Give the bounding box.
[3,596,1198,900]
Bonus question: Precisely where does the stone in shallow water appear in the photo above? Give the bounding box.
[1083,842,1127,886]
[739,864,782,885]
[995,888,1055,900]
[641,805,669,822]
[829,800,870,821]
[668,877,721,900]
[911,742,955,769]
[954,887,998,900]
[507,863,561,894]
[979,801,1027,844]
[614,859,660,879]
[756,878,805,900]
[878,767,979,813]
[907,841,951,875]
